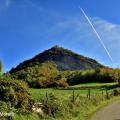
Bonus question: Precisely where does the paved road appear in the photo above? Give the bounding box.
[90,100,120,120]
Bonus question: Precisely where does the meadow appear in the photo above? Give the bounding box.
[29,82,117,100]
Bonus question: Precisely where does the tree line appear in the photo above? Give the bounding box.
[1,60,120,88]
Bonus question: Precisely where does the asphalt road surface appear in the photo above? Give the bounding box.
[90,100,120,120]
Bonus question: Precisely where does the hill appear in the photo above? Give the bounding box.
[10,45,104,73]
[7,46,115,88]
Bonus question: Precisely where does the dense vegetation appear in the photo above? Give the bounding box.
[9,61,68,88]
[66,68,115,85]
[0,80,35,120]
[0,80,34,110]
[8,61,120,88]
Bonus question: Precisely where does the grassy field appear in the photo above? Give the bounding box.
[13,82,120,120]
[29,82,117,101]
[29,87,101,101]
[69,82,117,87]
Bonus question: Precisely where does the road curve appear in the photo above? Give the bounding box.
[90,100,120,120]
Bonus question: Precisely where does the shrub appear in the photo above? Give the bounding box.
[0,80,34,111]
[113,88,120,96]
[54,78,68,88]
[0,87,18,107]
[42,93,61,117]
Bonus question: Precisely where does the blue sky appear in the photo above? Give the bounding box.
[1,0,120,72]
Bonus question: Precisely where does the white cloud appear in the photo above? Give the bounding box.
[46,16,120,66]
[92,18,120,60]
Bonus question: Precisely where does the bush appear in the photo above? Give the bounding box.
[0,87,18,107]
[0,80,34,111]
[113,88,120,96]
[42,93,61,116]
[55,80,68,88]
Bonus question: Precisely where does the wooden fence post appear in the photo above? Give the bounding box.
[87,88,91,100]
[106,89,109,99]
[72,90,75,103]
[45,92,48,104]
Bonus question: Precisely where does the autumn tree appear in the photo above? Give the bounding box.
[112,68,120,86]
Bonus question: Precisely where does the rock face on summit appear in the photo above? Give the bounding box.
[10,45,104,73]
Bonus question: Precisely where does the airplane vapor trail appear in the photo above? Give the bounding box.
[79,7,113,62]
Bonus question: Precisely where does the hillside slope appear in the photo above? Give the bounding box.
[10,45,104,73]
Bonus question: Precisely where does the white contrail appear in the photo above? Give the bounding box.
[79,7,113,62]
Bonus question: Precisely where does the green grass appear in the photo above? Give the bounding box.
[29,88,101,101]
[70,82,117,88]
[13,113,40,120]
[29,82,117,101]
[12,82,120,120]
